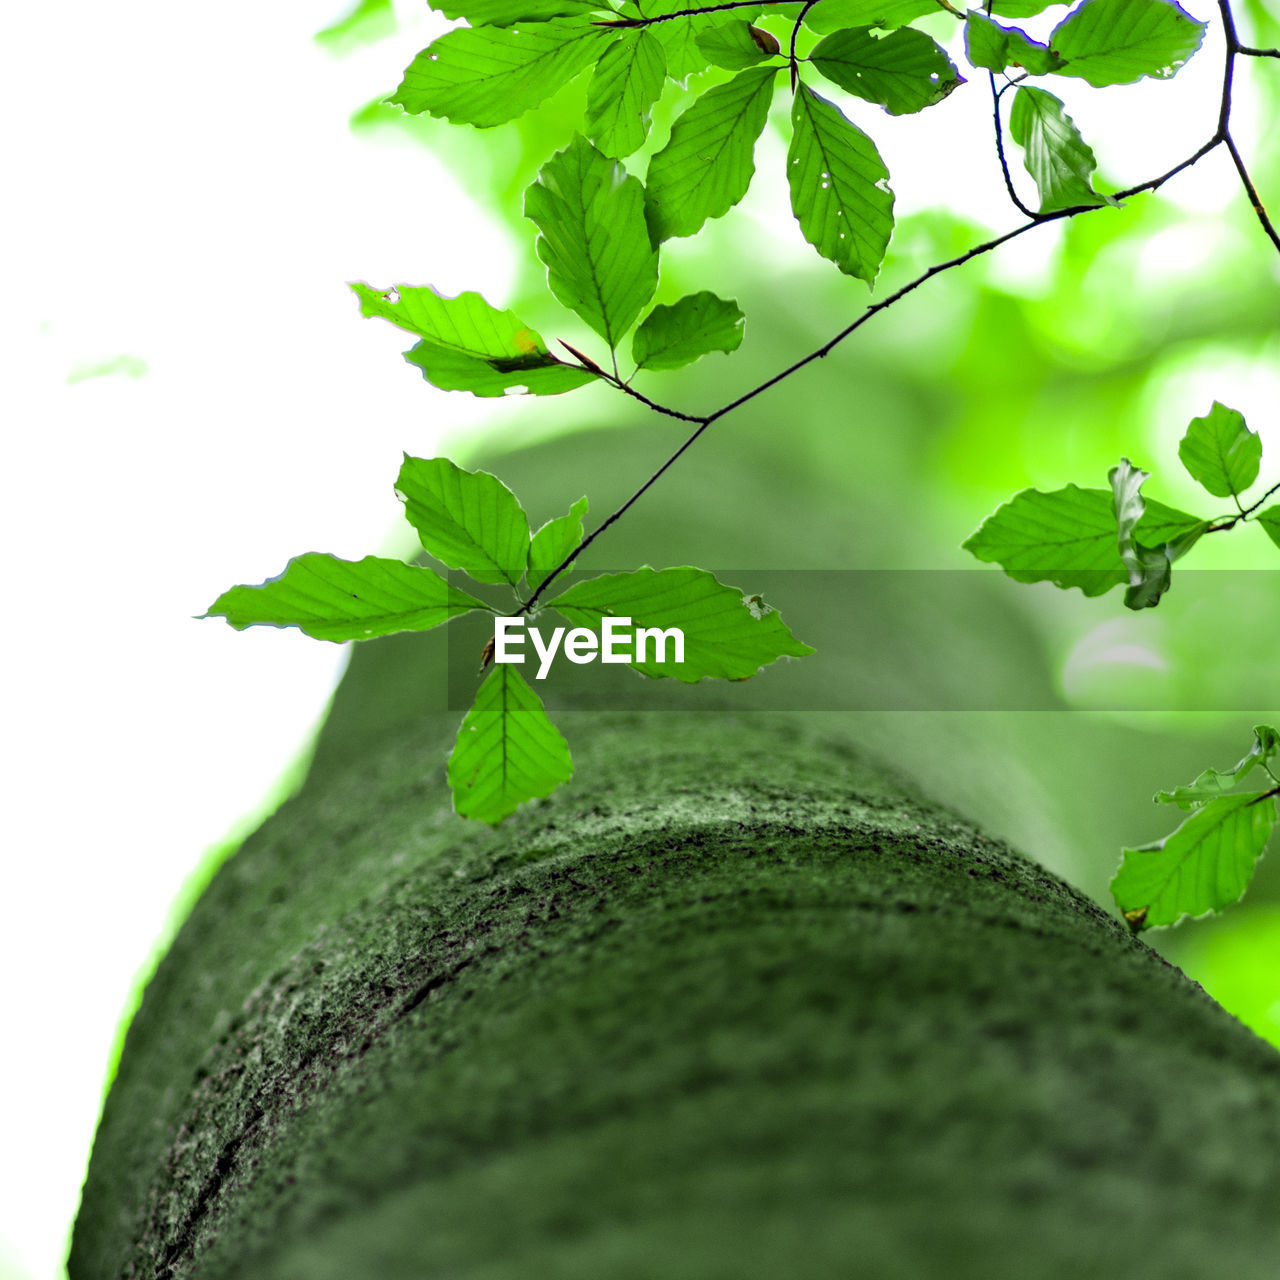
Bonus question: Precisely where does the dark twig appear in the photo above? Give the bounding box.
[1236,46,1280,58]
[789,0,818,93]
[989,73,1040,220]
[596,0,806,27]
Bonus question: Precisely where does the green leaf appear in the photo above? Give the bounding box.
[788,84,895,285]
[1156,725,1280,810]
[430,0,601,23]
[1050,0,1207,87]
[804,0,939,35]
[965,11,1063,75]
[396,455,531,588]
[1112,791,1278,930]
[390,21,613,128]
[585,30,667,158]
[1008,86,1111,214]
[551,567,814,681]
[1177,402,1262,500]
[351,283,597,397]
[315,0,396,54]
[696,20,779,71]
[632,291,745,370]
[644,67,777,243]
[527,495,589,593]
[619,0,761,81]
[1258,507,1280,550]
[990,0,1063,14]
[205,554,488,642]
[811,25,964,115]
[448,665,574,824]
[1110,457,1175,609]
[525,134,659,349]
[963,483,1205,597]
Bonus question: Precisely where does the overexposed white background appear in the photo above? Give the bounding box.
[0,2,1242,1277]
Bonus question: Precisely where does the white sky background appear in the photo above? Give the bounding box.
[0,2,1244,1277]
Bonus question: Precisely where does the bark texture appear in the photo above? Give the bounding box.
[71,707,1280,1280]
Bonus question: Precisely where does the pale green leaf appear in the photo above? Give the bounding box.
[1008,85,1110,213]
[812,25,964,115]
[1178,402,1262,500]
[431,0,601,23]
[527,495,589,593]
[788,84,895,284]
[551,566,813,681]
[644,66,777,242]
[1112,791,1278,930]
[1050,0,1207,87]
[1258,507,1280,550]
[526,134,659,348]
[448,665,574,824]
[586,30,667,158]
[963,483,1205,596]
[632,291,745,370]
[390,21,613,128]
[315,0,396,54]
[351,282,597,396]
[805,0,938,35]
[1156,726,1280,809]
[205,554,488,642]
[1110,457,1176,609]
[396,455,531,587]
[696,21,780,71]
[965,11,1063,75]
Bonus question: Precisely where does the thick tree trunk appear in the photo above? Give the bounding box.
[71,707,1280,1280]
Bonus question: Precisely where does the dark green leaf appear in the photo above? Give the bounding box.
[551,567,814,680]
[644,67,777,242]
[1112,791,1278,929]
[696,20,779,70]
[1050,0,1207,87]
[811,25,964,115]
[1178,402,1262,499]
[788,84,895,284]
[805,0,938,34]
[964,483,1205,597]
[1258,507,1280,550]
[965,11,1063,75]
[396,455,531,588]
[351,283,597,397]
[525,134,659,348]
[586,30,667,158]
[390,21,613,128]
[527,495,589,593]
[1008,86,1111,213]
[431,0,601,23]
[1156,725,1280,809]
[632,291,745,370]
[205,554,488,642]
[448,665,573,824]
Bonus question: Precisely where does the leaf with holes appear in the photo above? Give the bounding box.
[205,554,489,642]
[788,84,895,284]
[1008,86,1111,214]
[448,665,574,824]
[526,134,658,348]
[585,30,667,158]
[1178,402,1262,500]
[1050,0,1206,87]
[632,291,745,370]
[965,11,1063,75]
[396,455,531,588]
[811,25,964,115]
[390,20,614,128]
[527,495,589,593]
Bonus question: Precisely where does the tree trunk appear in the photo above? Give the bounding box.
[71,706,1280,1280]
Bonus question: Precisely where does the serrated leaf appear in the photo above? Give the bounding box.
[1050,0,1206,87]
[632,291,745,370]
[811,25,964,115]
[550,567,813,681]
[352,283,597,397]
[430,0,600,23]
[1112,791,1278,930]
[696,20,778,70]
[448,665,573,824]
[965,11,1063,75]
[527,495,589,593]
[620,0,761,80]
[396,455,531,588]
[1258,507,1280,550]
[390,21,613,128]
[525,134,658,348]
[205,554,488,642]
[644,66,777,243]
[805,0,938,34]
[585,30,667,158]
[1008,86,1111,214]
[1178,402,1262,500]
[1156,725,1280,809]
[788,84,895,285]
[964,483,1205,597]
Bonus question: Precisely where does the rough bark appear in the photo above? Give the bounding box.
[71,706,1280,1280]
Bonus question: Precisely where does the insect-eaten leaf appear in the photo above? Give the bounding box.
[811,25,964,116]
[1049,0,1207,88]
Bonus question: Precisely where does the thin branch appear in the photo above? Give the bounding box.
[1223,132,1280,251]
[989,72,1040,221]
[789,0,819,93]
[1241,480,1280,518]
[1236,45,1280,58]
[597,0,805,27]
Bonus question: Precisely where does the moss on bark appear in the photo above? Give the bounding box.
[71,709,1280,1280]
